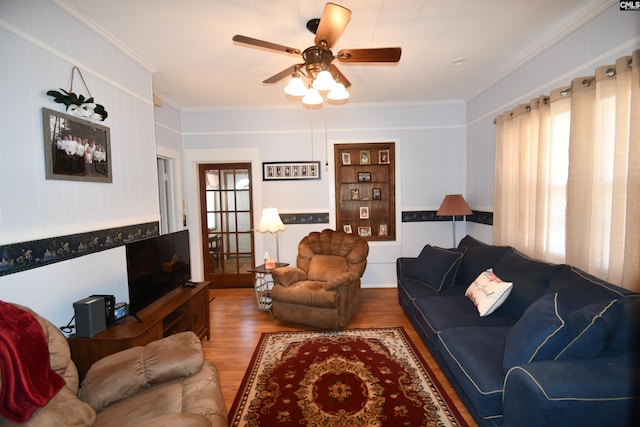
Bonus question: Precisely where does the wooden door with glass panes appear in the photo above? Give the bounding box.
[198,163,255,287]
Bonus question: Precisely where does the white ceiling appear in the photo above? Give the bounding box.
[60,0,612,110]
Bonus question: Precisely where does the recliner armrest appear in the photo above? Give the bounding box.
[79,331,204,412]
[271,267,307,286]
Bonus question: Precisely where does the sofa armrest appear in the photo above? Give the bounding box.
[396,257,417,281]
[271,266,307,286]
[79,331,204,412]
[325,271,360,291]
[503,352,640,427]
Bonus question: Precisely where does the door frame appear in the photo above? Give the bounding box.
[184,147,265,282]
[156,146,185,233]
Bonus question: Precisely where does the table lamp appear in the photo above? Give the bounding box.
[436,194,472,246]
[256,207,286,263]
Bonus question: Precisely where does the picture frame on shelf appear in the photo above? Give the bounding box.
[358,172,371,182]
[263,161,321,181]
[42,107,112,183]
[379,149,390,164]
[379,223,388,236]
[359,206,369,219]
[358,226,372,237]
[360,150,370,164]
[342,152,351,165]
[372,188,382,200]
[343,224,352,234]
[350,188,360,200]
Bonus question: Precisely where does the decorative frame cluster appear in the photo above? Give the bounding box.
[263,161,321,181]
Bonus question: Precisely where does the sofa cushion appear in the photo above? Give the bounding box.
[555,299,619,360]
[412,296,515,344]
[503,294,566,372]
[438,326,510,420]
[545,265,631,317]
[455,235,513,287]
[606,295,640,354]
[0,386,97,427]
[466,269,513,317]
[271,281,338,308]
[405,245,466,291]
[308,254,347,281]
[493,251,561,319]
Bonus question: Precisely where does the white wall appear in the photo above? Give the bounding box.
[181,101,468,286]
[465,3,640,244]
[0,0,159,329]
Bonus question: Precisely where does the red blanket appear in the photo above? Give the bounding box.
[0,301,65,422]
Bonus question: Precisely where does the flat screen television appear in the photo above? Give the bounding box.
[125,230,191,317]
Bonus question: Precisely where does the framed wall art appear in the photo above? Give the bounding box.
[359,206,369,219]
[358,226,372,237]
[42,107,112,183]
[263,161,321,181]
[357,172,371,182]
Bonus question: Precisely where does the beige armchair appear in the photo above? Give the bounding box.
[270,229,369,329]
[0,304,227,427]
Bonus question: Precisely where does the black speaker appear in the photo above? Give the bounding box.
[90,294,116,326]
[73,296,107,337]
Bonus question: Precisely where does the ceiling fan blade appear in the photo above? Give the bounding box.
[314,3,351,49]
[337,47,402,63]
[329,64,351,88]
[263,64,303,84]
[233,35,301,55]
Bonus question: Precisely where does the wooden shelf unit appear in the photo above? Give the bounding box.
[68,281,210,381]
[335,143,396,241]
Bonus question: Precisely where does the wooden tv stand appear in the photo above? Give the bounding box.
[68,281,210,381]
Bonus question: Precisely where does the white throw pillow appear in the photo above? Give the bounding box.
[465,268,513,317]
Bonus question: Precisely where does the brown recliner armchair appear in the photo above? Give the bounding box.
[270,229,369,329]
[0,303,228,427]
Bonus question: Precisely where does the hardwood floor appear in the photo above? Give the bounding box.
[202,287,477,426]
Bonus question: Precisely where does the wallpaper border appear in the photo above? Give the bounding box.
[402,210,493,225]
[0,221,160,277]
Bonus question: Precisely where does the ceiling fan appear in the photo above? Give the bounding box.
[232,2,401,105]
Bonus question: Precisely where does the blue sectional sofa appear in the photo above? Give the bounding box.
[397,235,639,427]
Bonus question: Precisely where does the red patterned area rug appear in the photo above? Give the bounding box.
[229,327,468,427]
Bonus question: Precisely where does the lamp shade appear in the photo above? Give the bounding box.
[312,70,336,91]
[284,76,307,97]
[436,194,472,217]
[256,207,286,233]
[302,88,323,105]
[327,82,349,101]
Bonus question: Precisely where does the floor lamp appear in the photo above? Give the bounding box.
[436,194,472,247]
[256,207,286,264]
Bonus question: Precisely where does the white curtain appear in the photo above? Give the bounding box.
[494,49,639,291]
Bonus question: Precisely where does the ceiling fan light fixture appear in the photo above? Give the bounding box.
[312,70,336,91]
[302,88,323,105]
[284,76,307,97]
[327,82,349,100]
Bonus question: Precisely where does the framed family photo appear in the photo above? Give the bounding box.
[342,152,351,165]
[358,226,372,237]
[343,224,352,234]
[359,206,369,219]
[263,161,321,181]
[42,107,112,183]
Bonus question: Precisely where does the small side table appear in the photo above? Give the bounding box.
[248,262,289,311]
